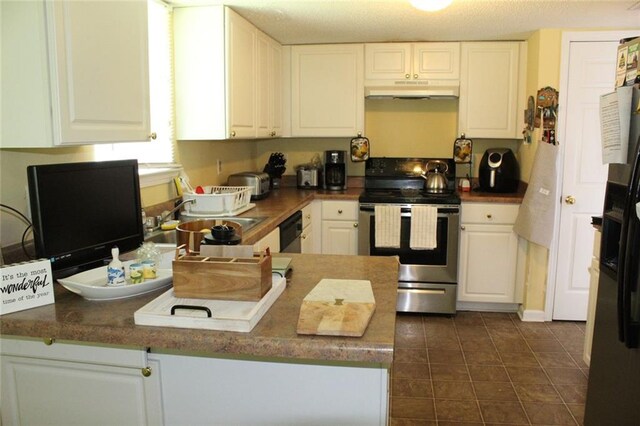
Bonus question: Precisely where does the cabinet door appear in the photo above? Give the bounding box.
[413,42,460,80]
[226,8,256,138]
[256,33,283,138]
[321,220,358,255]
[364,43,412,81]
[49,1,151,144]
[458,42,524,139]
[253,227,280,253]
[291,44,364,137]
[256,32,271,138]
[173,5,226,141]
[1,1,151,147]
[458,223,519,303]
[269,38,283,137]
[301,225,314,253]
[1,339,162,426]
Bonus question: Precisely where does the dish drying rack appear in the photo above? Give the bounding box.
[183,186,252,215]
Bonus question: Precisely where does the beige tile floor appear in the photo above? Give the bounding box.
[391,312,588,425]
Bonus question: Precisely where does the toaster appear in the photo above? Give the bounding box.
[227,172,270,200]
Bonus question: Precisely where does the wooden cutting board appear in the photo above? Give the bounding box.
[296,279,375,337]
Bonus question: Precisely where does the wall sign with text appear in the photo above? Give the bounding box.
[1,259,55,315]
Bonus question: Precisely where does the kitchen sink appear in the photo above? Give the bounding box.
[144,216,267,245]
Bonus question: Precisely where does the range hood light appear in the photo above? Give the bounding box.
[410,0,453,12]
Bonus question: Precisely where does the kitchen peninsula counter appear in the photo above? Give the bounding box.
[0,253,397,365]
[2,254,397,425]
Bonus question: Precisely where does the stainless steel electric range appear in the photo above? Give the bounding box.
[358,157,460,314]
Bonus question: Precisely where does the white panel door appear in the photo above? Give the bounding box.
[50,0,151,144]
[459,42,521,139]
[291,44,364,137]
[552,40,619,320]
[322,220,358,255]
[458,223,519,303]
[226,8,256,138]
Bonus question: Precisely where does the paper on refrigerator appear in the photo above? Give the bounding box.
[600,86,633,164]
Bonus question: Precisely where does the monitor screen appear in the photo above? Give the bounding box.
[27,160,144,278]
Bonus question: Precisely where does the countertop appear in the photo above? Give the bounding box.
[458,180,527,204]
[0,253,398,365]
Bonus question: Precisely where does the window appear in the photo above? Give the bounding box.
[94,0,176,171]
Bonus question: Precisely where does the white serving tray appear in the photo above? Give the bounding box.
[58,261,173,301]
[134,274,286,332]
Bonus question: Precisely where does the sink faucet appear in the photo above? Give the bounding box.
[150,199,196,231]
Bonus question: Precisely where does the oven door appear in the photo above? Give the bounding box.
[358,204,459,284]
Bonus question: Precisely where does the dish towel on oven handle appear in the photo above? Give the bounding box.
[374,205,401,248]
[410,205,437,250]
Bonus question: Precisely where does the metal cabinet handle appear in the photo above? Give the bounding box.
[149,132,157,140]
[270,131,276,137]
[305,214,311,219]
[486,214,493,219]
[413,74,418,79]
[338,209,343,214]
[353,223,358,228]
[405,74,410,79]
[565,195,576,205]
[43,337,55,346]
[461,225,466,230]
[230,131,236,138]
[141,367,152,377]
[301,234,307,239]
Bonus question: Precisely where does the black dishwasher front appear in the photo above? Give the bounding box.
[279,211,302,253]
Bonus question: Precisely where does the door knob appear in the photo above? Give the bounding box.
[565,195,576,205]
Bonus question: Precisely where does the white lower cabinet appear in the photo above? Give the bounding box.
[0,338,163,426]
[458,203,525,304]
[300,202,314,253]
[253,227,280,253]
[321,200,359,255]
[148,351,389,425]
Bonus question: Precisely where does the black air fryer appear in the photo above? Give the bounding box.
[478,148,519,193]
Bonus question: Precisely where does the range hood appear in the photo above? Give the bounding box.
[365,80,459,99]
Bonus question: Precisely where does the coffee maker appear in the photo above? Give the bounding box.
[323,150,347,190]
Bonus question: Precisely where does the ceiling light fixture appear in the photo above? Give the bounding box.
[410,0,453,12]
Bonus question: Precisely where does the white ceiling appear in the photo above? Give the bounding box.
[170,0,640,45]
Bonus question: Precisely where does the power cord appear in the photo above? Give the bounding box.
[0,203,36,260]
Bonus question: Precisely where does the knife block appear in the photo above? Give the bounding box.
[172,251,272,301]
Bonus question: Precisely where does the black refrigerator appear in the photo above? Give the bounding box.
[585,84,640,425]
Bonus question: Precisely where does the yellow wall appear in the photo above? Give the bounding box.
[518,29,562,314]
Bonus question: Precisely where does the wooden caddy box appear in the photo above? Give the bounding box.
[172,251,272,301]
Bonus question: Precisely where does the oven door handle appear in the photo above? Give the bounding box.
[359,206,459,215]
[399,288,447,295]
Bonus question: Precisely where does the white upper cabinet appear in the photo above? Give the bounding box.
[458,42,526,139]
[257,33,283,138]
[226,8,257,139]
[291,44,364,137]
[1,0,151,148]
[174,6,282,140]
[365,42,460,82]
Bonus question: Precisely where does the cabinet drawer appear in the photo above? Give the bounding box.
[461,203,519,224]
[321,201,358,221]
[301,203,312,229]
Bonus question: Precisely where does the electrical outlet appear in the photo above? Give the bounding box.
[217,159,222,175]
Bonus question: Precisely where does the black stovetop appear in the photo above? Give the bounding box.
[359,157,461,205]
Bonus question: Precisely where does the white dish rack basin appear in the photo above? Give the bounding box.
[183,186,252,214]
